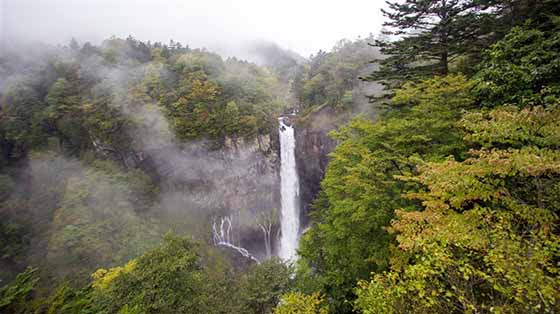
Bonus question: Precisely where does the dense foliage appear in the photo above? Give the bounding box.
[274,292,329,314]
[292,37,380,111]
[0,36,284,164]
[298,74,476,313]
[474,26,560,107]
[370,0,495,81]
[2,1,560,313]
[0,267,38,314]
[298,4,560,313]
[0,36,286,287]
[368,0,560,87]
[356,106,560,313]
[0,236,296,314]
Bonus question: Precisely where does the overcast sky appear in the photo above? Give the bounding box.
[1,0,387,57]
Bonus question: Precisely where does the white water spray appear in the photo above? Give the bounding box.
[212,216,259,263]
[278,117,301,261]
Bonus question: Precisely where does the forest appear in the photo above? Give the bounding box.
[1,0,560,313]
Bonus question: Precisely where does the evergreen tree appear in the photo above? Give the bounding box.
[367,0,495,85]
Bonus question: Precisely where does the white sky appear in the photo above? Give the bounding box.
[2,0,387,57]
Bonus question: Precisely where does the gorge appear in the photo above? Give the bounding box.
[208,114,309,264]
[2,1,559,313]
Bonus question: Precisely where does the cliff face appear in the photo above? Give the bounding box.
[138,133,281,261]
[294,74,382,228]
[295,106,344,227]
[128,102,351,262]
[220,134,280,215]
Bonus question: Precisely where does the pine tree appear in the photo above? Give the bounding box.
[367,0,495,86]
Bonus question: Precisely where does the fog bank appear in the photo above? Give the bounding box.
[2,0,386,57]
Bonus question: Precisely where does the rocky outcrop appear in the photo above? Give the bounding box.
[295,106,346,226]
[137,133,281,261]
[293,74,383,227]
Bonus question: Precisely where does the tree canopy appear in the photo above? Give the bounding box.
[2,1,560,314]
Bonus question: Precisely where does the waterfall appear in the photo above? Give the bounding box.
[212,216,259,263]
[278,117,301,261]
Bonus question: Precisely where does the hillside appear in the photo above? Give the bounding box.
[1,1,560,313]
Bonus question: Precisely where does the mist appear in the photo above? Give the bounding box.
[2,0,386,58]
[0,0,386,291]
[0,37,284,278]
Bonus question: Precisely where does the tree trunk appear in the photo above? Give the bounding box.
[440,51,449,75]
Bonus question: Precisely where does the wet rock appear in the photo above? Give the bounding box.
[295,106,347,227]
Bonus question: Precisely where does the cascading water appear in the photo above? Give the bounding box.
[212,216,259,263]
[278,117,301,261]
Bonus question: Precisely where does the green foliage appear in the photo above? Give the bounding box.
[299,75,475,313]
[0,83,46,158]
[44,74,90,155]
[294,37,378,109]
[45,158,161,282]
[91,236,211,314]
[164,51,282,142]
[34,236,294,314]
[0,218,29,262]
[461,105,560,148]
[0,174,27,264]
[81,86,132,155]
[475,26,560,107]
[355,105,560,313]
[3,4,560,313]
[0,34,284,294]
[38,284,98,314]
[0,267,38,313]
[239,258,294,314]
[0,36,282,165]
[369,0,497,84]
[307,23,560,314]
[274,292,329,314]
